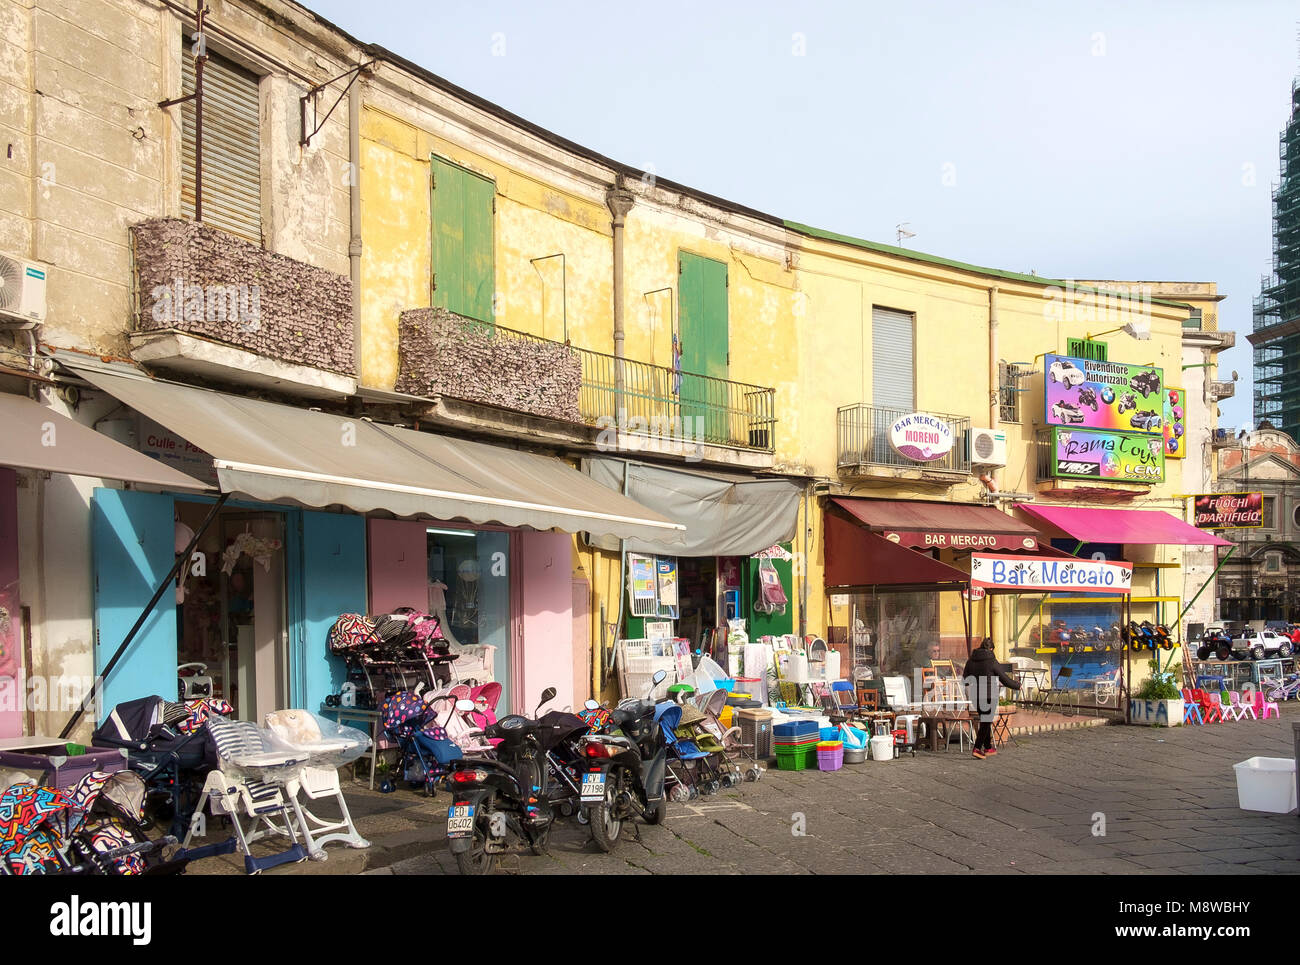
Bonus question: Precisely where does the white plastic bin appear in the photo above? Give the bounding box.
[870,735,894,761]
[1232,757,1297,813]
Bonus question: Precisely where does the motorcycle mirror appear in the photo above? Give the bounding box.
[584,699,600,711]
[651,669,667,685]
[540,687,557,705]
[454,699,475,712]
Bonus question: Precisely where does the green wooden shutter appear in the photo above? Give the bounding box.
[431,157,495,323]
[678,252,729,443]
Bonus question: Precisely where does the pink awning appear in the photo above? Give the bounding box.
[1016,504,1232,547]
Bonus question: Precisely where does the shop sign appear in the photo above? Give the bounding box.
[1050,428,1164,484]
[1192,492,1262,529]
[1162,387,1185,459]
[888,413,955,462]
[1043,354,1165,435]
[961,586,986,601]
[970,553,1133,593]
[882,530,1037,552]
[136,415,219,486]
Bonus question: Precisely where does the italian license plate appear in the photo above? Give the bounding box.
[580,772,606,802]
[446,804,475,838]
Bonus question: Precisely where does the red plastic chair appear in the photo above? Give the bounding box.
[1191,689,1223,723]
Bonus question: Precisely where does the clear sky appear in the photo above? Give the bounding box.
[305,0,1298,426]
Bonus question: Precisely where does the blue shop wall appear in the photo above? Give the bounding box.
[92,488,178,718]
[298,511,367,710]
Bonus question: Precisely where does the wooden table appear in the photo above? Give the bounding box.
[919,711,975,752]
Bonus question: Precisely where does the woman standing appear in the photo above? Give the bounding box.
[963,638,1020,759]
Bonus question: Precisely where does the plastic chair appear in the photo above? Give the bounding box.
[1191,689,1223,723]
[1254,690,1280,720]
[1228,691,1257,721]
[1180,689,1203,725]
[1209,692,1238,722]
[1039,667,1074,715]
[831,680,860,716]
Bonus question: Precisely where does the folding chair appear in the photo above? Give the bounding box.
[264,710,371,860]
[183,719,309,875]
[1039,666,1075,715]
[831,680,860,718]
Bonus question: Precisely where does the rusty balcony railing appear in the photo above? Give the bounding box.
[837,403,971,474]
[399,315,777,453]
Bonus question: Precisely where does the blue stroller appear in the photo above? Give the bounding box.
[379,692,463,795]
[654,703,723,800]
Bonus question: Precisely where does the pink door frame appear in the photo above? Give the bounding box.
[0,469,21,738]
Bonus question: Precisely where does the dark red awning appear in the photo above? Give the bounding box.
[824,510,970,589]
[830,497,1041,552]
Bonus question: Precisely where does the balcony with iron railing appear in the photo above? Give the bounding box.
[395,309,777,454]
[837,403,971,477]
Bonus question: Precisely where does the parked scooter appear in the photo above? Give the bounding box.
[575,670,669,853]
[445,688,557,875]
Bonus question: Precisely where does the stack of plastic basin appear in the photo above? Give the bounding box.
[817,740,844,771]
[774,720,819,770]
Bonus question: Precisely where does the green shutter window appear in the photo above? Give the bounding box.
[431,157,495,323]
[677,252,729,442]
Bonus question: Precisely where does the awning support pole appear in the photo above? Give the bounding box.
[59,492,230,739]
[963,584,973,656]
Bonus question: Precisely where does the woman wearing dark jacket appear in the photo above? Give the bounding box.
[963,638,1020,759]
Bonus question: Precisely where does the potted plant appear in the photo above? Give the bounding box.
[1128,662,1184,726]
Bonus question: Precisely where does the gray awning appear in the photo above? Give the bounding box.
[69,365,683,543]
[583,457,802,556]
[0,390,210,490]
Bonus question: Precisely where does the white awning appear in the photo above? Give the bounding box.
[69,364,684,543]
[0,390,209,490]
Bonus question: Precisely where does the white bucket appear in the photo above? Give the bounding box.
[870,735,894,761]
[1232,757,1297,813]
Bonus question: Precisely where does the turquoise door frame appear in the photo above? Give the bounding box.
[95,489,367,718]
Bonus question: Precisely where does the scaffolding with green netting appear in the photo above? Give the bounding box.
[1253,79,1300,440]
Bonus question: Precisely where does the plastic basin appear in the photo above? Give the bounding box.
[1232,756,1297,813]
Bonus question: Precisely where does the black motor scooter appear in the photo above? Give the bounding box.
[445,687,557,875]
[576,669,669,853]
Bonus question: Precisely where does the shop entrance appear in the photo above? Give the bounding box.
[175,503,289,722]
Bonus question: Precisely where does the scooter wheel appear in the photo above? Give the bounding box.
[746,768,761,782]
[576,807,590,826]
[559,801,574,818]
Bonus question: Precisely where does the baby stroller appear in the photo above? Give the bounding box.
[693,689,763,783]
[655,703,725,800]
[327,611,457,710]
[0,771,197,875]
[379,691,464,795]
[675,701,743,788]
[90,695,224,838]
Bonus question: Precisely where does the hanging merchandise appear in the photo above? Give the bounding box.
[754,557,789,615]
[656,557,679,618]
[220,528,282,576]
[628,554,659,617]
[451,559,480,628]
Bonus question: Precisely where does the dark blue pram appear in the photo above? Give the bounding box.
[379,691,463,795]
[654,703,722,800]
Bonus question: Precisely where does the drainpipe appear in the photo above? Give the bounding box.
[987,285,1002,646]
[348,77,364,382]
[607,186,636,415]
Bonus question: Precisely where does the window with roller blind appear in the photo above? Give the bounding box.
[181,43,263,245]
[871,307,916,412]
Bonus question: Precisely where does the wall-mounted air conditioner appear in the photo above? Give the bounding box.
[967,427,1008,467]
[0,253,48,326]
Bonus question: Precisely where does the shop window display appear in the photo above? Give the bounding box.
[828,590,941,679]
[426,528,510,703]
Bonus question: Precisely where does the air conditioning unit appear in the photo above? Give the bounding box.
[0,253,48,326]
[967,428,1008,467]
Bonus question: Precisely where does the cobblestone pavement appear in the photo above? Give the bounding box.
[188,706,1300,875]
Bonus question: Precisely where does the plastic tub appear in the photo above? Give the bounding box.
[714,679,737,692]
[1233,757,1297,813]
[817,745,843,771]
[870,735,895,762]
[820,727,840,741]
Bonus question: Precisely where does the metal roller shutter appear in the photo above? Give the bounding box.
[182,45,262,244]
[871,306,915,410]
